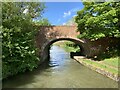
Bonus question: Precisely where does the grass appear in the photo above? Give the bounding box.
[79,58,119,75]
[101,57,119,68]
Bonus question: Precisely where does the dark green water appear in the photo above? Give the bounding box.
[2,45,118,88]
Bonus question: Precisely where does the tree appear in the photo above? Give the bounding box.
[64,17,77,26]
[2,2,45,79]
[75,2,120,40]
[34,18,51,26]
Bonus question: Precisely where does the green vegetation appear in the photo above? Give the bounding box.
[102,57,118,68]
[54,41,80,52]
[78,57,119,75]
[74,1,120,77]
[75,2,120,40]
[2,1,119,81]
[33,18,51,26]
[2,2,47,79]
[64,17,76,26]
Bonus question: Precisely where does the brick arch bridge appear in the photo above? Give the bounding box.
[40,37,90,62]
[36,26,92,63]
[36,26,119,63]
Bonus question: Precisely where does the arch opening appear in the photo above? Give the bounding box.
[41,38,86,62]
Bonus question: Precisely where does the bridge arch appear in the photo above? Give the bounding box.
[35,26,118,64]
[40,37,89,63]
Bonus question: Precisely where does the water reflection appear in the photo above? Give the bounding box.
[2,45,118,88]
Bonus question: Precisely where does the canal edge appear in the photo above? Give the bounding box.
[73,56,119,82]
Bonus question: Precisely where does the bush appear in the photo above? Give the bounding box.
[2,2,44,79]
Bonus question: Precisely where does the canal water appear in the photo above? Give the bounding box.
[2,45,118,88]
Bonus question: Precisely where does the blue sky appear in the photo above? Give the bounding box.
[40,2,84,25]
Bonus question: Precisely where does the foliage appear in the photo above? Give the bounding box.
[96,47,120,60]
[75,2,120,40]
[64,17,76,26]
[33,18,51,26]
[54,41,80,52]
[2,2,45,79]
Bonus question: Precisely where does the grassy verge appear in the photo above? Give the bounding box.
[100,57,119,68]
[74,56,119,81]
[78,57,119,75]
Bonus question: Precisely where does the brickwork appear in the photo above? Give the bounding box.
[35,26,90,63]
[36,26,79,50]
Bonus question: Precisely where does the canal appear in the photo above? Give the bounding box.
[2,45,118,88]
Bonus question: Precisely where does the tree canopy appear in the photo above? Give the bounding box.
[64,17,76,26]
[75,2,120,40]
[2,2,45,79]
[33,18,51,26]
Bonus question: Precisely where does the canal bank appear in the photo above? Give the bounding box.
[54,42,119,82]
[73,56,119,82]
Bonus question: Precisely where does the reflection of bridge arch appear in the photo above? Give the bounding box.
[40,37,89,63]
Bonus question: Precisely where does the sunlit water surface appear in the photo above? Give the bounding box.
[2,45,118,88]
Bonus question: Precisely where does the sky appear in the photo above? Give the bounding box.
[37,2,84,25]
